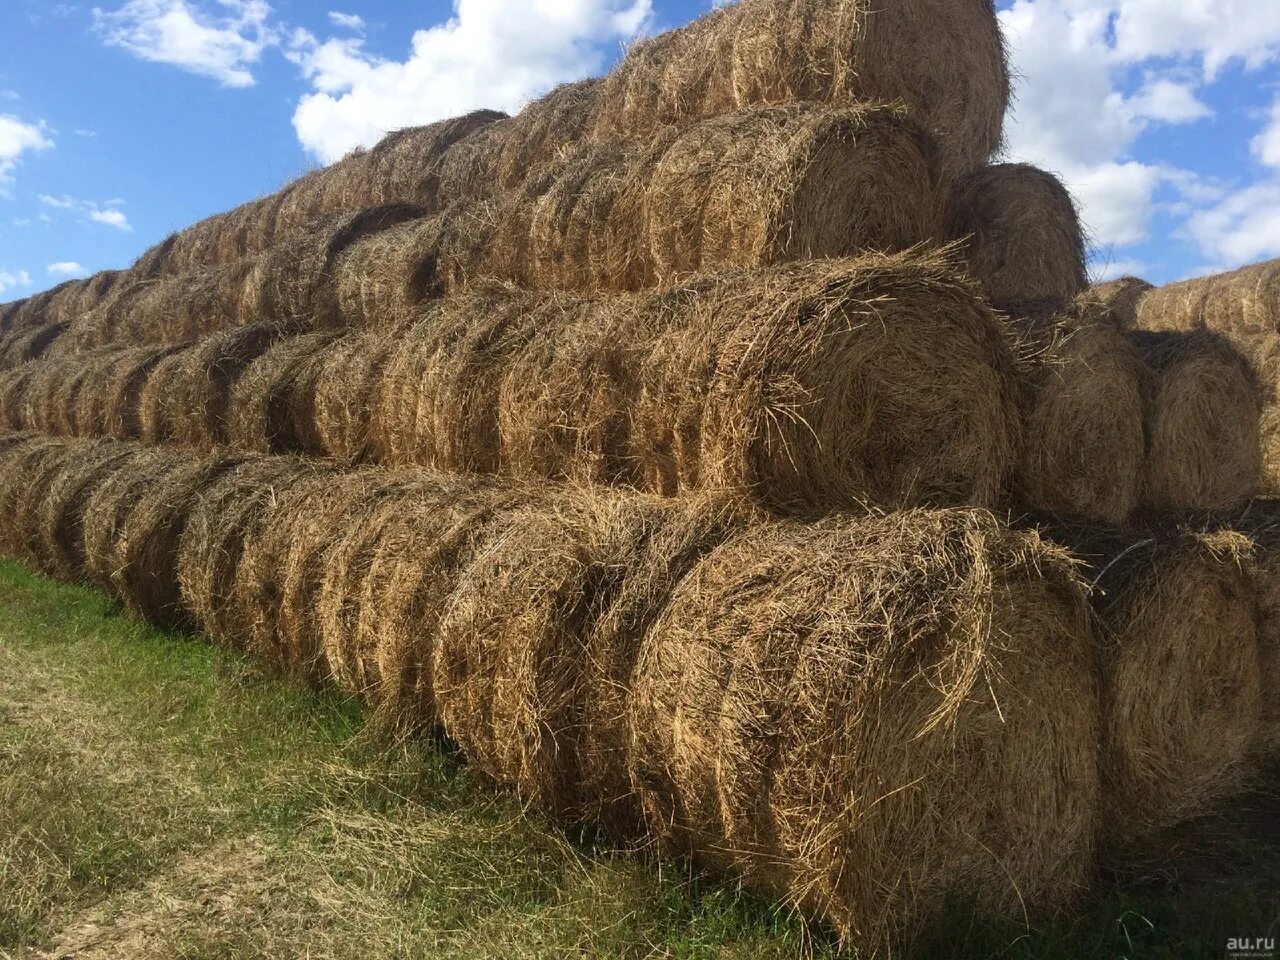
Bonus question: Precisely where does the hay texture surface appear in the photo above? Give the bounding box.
[1041,521,1262,845]
[1010,303,1147,524]
[1080,277,1153,330]
[1230,501,1280,756]
[590,0,1008,182]
[1133,331,1262,514]
[946,164,1088,309]
[628,508,1099,949]
[1136,258,1280,340]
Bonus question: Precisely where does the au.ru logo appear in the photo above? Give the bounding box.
[1227,936,1276,959]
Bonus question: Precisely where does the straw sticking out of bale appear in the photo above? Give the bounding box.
[591,0,1008,183]
[1011,303,1147,524]
[1041,521,1262,843]
[946,163,1088,309]
[1133,331,1263,514]
[629,508,1099,949]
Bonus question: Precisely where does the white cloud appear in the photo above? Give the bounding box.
[327,11,364,32]
[1089,257,1149,282]
[288,0,652,163]
[0,113,53,192]
[93,0,277,88]
[1253,98,1280,169]
[47,261,87,277]
[1184,180,1280,266]
[89,208,132,231]
[999,0,1280,270]
[38,194,133,231]
[0,269,32,296]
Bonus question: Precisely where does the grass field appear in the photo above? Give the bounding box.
[0,557,1276,959]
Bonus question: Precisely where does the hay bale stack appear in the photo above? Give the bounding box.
[1132,331,1263,514]
[435,493,748,823]
[590,0,1007,183]
[34,439,141,582]
[374,253,1022,515]
[629,508,1099,949]
[177,456,327,648]
[1137,259,1280,338]
[1040,521,1262,842]
[1079,276,1154,330]
[1011,303,1147,524]
[946,164,1088,309]
[376,104,943,300]
[225,332,341,454]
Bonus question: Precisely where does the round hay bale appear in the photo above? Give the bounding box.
[488,83,596,194]
[1042,522,1262,844]
[0,363,37,430]
[167,323,286,448]
[232,468,378,679]
[591,0,1007,184]
[375,293,542,472]
[1133,331,1263,514]
[137,346,192,445]
[110,453,249,629]
[0,298,27,332]
[644,103,942,279]
[177,455,323,646]
[0,321,68,370]
[1011,303,1147,524]
[34,439,140,581]
[946,163,1088,309]
[1079,276,1154,330]
[628,508,1099,949]
[131,233,179,280]
[80,445,191,598]
[363,109,508,207]
[0,437,75,564]
[311,329,397,464]
[225,332,341,454]
[329,218,424,328]
[1137,259,1280,339]
[88,345,183,440]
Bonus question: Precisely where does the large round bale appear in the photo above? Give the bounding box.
[137,346,192,444]
[80,345,183,440]
[628,508,1099,950]
[1133,331,1263,514]
[241,204,425,330]
[359,109,509,207]
[329,219,425,328]
[1230,505,1280,757]
[49,352,114,437]
[1079,276,1154,330]
[479,83,597,196]
[1040,521,1262,844]
[108,453,249,629]
[0,298,27,332]
[311,329,398,464]
[177,456,325,647]
[643,103,942,279]
[80,445,192,598]
[1011,303,1147,524]
[34,439,140,582]
[375,293,545,472]
[231,468,380,679]
[225,332,341,454]
[434,492,747,826]
[590,0,1007,184]
[1137,259,1280,339]
[0,321,68,370]
[0,363,37,430]
[946,163,1088,309]
[0,437,75,563]
[165,324,286,448]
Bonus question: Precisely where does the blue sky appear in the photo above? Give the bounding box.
[2,0,1280,301]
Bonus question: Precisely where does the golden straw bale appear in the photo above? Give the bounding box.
[629,508,1099,950]
[1137,259,1280,340]
[0,437,75,564]
[311,328,400,464]
[1040,521,1262,845]
[35,439,140,582]
[946,163,1088,309]
[1010,302,1147,524]
[1133,331,1263,514]
[225,332,342,454]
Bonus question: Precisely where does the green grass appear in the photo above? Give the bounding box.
[0,556,1275,958]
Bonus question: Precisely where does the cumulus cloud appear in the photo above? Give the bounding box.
[0,269,33,296]
[288,0,652,163]
[93,0,277,87]
[1253,98,1280,169]
[327,11,364,32]
[38,194,133,231]
[0,113,53,193]
[47,261,87,277]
